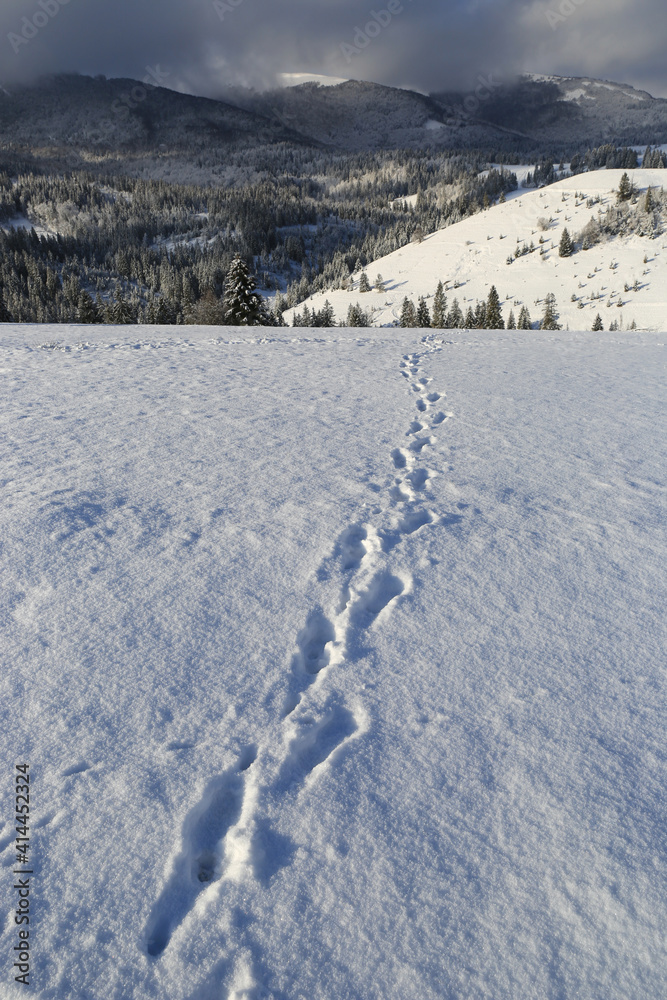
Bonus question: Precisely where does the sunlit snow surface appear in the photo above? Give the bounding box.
[1,324,666,1000]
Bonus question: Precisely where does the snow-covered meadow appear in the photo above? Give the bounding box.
[1,323,666,999]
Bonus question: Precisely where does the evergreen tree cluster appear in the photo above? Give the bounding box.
[0,154,519,325]
[398,283,510,329]
[641,146,667,168]
[569,145,640,173]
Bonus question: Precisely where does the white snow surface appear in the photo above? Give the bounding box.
[285,170,667,331]
[1,324,666,999]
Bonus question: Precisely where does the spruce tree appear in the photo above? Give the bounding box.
[447,299,464,328]
[417,297,431,328]
[517,305,532,330]
[485,285,504,328]
[465,306,476,328]
[77,291,99,323]
[359,272,371,293]
[558,228,573,257]
[617,172,633,202]
[540,293,561,330]
[507,309,516,329]
[592,313,604,331]
[431,281,447,328]
[400,297,418,328]
[111,288,135,324]
[223,256,263,326]
[644,187,654,213]
[347,302,368,327]
[0,287,12,323]
[474,302,487,328]
[317,300,335,327]
[374,274,386,292]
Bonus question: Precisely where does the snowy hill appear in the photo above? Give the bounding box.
[1,323,665,998]
[285,169,667,332]
[433,75,667,148]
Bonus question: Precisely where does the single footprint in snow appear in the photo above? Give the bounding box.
[390,484,411,503]
[406,468,431,491]
[431,411,447,425]
[338,525,368,572]
[349,570,405,629]
[295,609,336,676]
[426,392,441,403]
[409,437,434,454]
[398,509,433,535]
[407,420,424,435]
[278,705,358,789]
[145,747,256,958]
[415,399,427,413]
[391,448,409,470]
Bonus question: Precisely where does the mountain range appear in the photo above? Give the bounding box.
[1,72,667,173]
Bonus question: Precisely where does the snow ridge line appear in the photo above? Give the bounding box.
[143,335,460,983]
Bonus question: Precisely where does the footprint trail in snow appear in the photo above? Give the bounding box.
[144,335,461,991]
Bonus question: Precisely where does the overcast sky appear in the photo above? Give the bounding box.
[1,0,666,99]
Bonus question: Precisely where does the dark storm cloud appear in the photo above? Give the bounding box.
[1,0,665,98]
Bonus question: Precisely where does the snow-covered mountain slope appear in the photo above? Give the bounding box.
[433,75,667,148]
[0,73,300,154]
[226,79,502,151]
[5,73,666,163]
[285,169,667,331]
[1,324,665,999]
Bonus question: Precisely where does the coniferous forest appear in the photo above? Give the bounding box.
[0,142,661,325]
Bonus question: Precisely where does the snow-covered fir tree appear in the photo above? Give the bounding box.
[558,228,574,257]
[431,281,447,328]
[400,297,418,328]
[223,257,264,326]
[485,285,504,329]
[417,297,431,328]
[540,293,561,330]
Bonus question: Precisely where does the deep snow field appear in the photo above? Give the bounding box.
[285,169,667,331]
[1,323,666,999]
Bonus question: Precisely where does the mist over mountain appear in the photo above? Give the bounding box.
[2,71,667,179]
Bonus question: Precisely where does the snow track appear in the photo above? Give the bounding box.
[143,335,463,989]
[3,325,664,1000]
